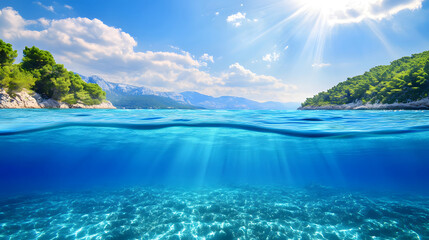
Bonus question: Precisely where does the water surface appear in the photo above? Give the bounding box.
[0,109,428,239]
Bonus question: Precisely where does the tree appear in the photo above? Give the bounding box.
[21,46,55,71]
[0,40,107,106]
[0,39,18,67]
[0,65,35,94]
[425,59,429,76]
[34,64,70,99]
[302,51,429,107]
[7,66,35,93]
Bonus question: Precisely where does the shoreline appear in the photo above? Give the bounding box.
[0,89,115,109]
[299,98,429,110]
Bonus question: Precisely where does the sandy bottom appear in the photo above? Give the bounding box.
[0,187,428,240]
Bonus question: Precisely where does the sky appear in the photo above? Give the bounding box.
[0,0,428,103]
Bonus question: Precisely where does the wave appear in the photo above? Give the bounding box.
[1,121,428,138]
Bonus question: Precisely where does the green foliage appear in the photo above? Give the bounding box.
[0,39,106,106]
[424,59,429,76]
[21,46,56,71]
[0,65,35,94]
[66,72,105,105]
[0,39,18,67]
[302,51,429,107]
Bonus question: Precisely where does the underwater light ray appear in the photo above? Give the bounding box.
[140,133,178,185]
[313,140,347,185]
[168,127,220,186]
[272,139,296,185]
[195,128,219,186]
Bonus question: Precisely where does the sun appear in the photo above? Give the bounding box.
[302,0,349,11]
[277,0,385,66]
[252,0,420,68]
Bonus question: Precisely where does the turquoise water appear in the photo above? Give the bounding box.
[0,109,428,239]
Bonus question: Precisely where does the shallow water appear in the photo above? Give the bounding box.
[0,109,428,239]
[1,187,428,240]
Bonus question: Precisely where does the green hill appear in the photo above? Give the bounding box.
[302,51,429,107]
[0,39,106,106]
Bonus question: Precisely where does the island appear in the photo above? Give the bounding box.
[300,51,429,110]
[0,39,114,109]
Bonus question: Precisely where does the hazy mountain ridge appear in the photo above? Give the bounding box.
[180,91,299,110]
[81,75,300,110]
[80,75,196,109]
[80,75,187,104]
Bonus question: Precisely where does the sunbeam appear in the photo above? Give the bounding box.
[252,0,406,66]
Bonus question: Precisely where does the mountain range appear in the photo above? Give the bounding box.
[80,75,300,110]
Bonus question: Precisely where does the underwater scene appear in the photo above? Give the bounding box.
[0,109,428,239]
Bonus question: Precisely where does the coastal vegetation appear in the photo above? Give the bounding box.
[302,51,429,107]
[0,39,106,105]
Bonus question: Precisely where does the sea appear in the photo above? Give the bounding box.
[0,109,428,239]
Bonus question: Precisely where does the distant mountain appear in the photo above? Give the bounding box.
[80,75,197,109]
[181,91,300,110]
[80,75,300,110]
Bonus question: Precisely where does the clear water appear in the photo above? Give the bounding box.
[0,109,428,239]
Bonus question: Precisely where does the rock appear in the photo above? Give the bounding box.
[70,101,115,109]
[0,89,116,109]
[299,98,429,110]
[0,89,41,108]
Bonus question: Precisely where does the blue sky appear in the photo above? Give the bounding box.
[0,0,428,102]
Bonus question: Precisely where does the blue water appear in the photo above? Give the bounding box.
[0,109,428,239]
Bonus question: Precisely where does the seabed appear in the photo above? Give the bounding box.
[0,186,428,240]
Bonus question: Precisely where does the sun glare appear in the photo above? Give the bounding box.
[249,0,414,70]
[263,0,390,66]
[298,0,381,25]
[303,0,349,11]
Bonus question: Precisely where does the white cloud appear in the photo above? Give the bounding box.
[64,5,73,10]
[223,63,290,89]
[312,63,331,68]
[211,63,296,101]
[38,17,50,26]
[262,52,280,63]
[0,7,41,39]
[169,45,181,51]
[350,0,424,24]
[215,12,219,16]
[0,7,297,102]
[0,7,213,89]
[199,53,214,66]
[299,0,424,25]
[200,53,214,63]
[35,1,54,13]
[226,12,246,27]
[226,12,259,27]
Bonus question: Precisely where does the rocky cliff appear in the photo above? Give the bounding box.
[0,89,115,109]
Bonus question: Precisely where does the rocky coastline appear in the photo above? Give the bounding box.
[299,98,429,110]
[0,89,115,109]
